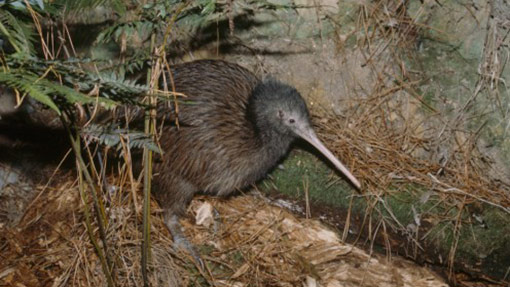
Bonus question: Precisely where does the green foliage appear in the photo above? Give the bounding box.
[49,0,125,14]
[0,0,44,11]
[0,9,35,56]
[95,21,154,45]
[87,71,149,103]
[82,123,161,153]
[0,54,156,113]
[0,70,60,113]
[0,67,135,114]
[93,1,183,50]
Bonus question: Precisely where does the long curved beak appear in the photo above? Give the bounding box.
[294,124,361,189]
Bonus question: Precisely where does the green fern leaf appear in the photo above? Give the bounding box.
[82,124,162,153]
[0,71,61,114]
[0,9,35,56]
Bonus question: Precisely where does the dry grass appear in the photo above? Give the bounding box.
[0,175,449,286]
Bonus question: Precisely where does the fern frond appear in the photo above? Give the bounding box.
[4,56,149,107]
[46,0,127,18]
[96,21,154,45]
[91,72,149,104]
[0,71,61,114]
[82,123,161,153]
[0,70,119,114]
[0,9,35,56]
[46,78,118,109]
[50,0,107,11]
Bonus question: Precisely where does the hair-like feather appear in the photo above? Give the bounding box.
[153,60,310,215]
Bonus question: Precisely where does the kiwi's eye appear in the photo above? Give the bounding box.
[289,118,295,124]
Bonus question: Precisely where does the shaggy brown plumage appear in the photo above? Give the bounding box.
[150,60,359,263]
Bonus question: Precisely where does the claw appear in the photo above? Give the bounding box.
[173,233,205,270]
[165,213,205,270]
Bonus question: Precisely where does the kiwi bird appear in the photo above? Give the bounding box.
[152,60,360,260]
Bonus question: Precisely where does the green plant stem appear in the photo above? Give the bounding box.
[141,33,157,287]
[77,155,115,287]
[63,116,116,287]
[141,116,153,286]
